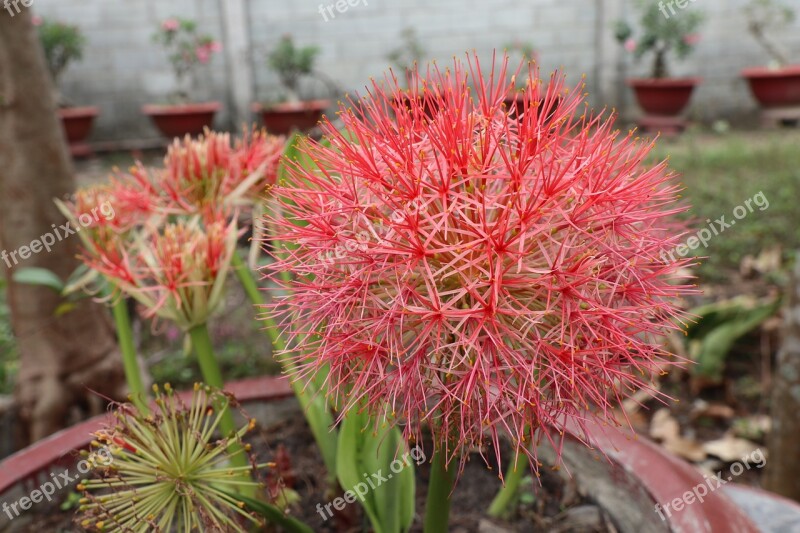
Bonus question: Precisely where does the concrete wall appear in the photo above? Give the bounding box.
[29,0,800,141]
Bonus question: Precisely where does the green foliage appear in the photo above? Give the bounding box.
[386,28,426,87]
[12,267,65,293]
[336,409,416,533]
[504,40,536,62]
[745,0,796,32]
[36,18,86,85]
[685,296,781,381]
[744,0,796,66]
[0,279,18,395]
[267,35,320,97]
[153,17,220,102]
[649,131,800,280]
[615,0,704,78]
[236,494,314,533]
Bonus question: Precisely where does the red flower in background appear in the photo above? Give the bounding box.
[266,54,694,475]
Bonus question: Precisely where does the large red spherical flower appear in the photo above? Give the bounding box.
[266,54,694,474]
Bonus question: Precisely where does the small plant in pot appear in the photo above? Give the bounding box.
[254,35,331,135]
[741,0,800,112]
[36,17,98,156]
[143,17,223,139]
[615,0,704,128]
[386,27,436,115]
[502,40,539,116]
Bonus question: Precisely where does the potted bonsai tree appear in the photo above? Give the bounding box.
[386,27,438,116]
[142,17,223,139]
[36,17,98,157]
[615,0,704,130]
[741,0,800,111]
[502,40,539,116]
[253,35,331,135]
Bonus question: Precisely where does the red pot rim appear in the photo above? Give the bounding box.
[627,78,702,88]
[57,106,100,118]
[142,101,222,116]
[741,64,800,78]
[253,99,331,113]
[0,375,292,498]
[565,418,760,532]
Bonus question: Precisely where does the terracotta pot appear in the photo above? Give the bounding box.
[742,65,800,108]
[142,101,221,139]
[628,78,701,116]
[503,94,561,123]
[253,100,329,135]
[57,106,99,145]
[391,92,440,118]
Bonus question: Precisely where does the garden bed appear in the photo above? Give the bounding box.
[1,396,617,533]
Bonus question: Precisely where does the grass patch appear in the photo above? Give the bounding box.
[648,129,800,281]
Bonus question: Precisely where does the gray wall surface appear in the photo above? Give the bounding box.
[29,0,800,141]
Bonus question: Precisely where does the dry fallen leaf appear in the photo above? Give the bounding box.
[650,409,680,441]
[649,409,707,462]
[690,400,735,421]
[702,434,762,463]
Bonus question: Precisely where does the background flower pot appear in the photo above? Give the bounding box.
[628,78,700,116]
[142,101,221,139]
[742,65,800,108]
[253,100,329,135]
[503,93,561,122]
[57,106,99,157]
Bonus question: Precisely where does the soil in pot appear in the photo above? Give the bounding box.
[8,401,616,532]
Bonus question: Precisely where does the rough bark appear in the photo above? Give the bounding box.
[0,9,127,442]
[765,255,800,501]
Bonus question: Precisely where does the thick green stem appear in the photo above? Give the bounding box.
[231,250,338,479]
[188,322,252,492]
[424,449,454,533]
[487,452,526,518]
[110,297,149,414]
[231,252,286,356]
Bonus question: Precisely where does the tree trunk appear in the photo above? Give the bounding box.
[765,254,800,501]
[0,9,128,442]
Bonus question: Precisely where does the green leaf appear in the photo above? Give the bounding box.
[299,389,338,480]
[54,302,77,317]
[688,296,781,380]
[372,425,415,533]
[12,267,65,293]
[234,493,314,533]
[336,409,416,533]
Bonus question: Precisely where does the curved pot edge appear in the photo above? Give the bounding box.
[741,65,800,78]
[141,101,222,116]
[564,420,761,533]
[626,77,703,88]
[0,375,293,497]
[252,99,331,114]
[57,106,100,119]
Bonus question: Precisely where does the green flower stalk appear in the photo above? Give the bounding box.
[78,383,268,532]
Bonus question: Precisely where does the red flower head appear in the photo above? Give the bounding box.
[224,128,286,202]
[159,129,232,216]
[159,128,286,217]
[266,55,694,475]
